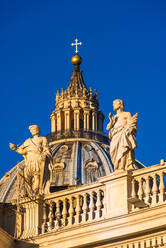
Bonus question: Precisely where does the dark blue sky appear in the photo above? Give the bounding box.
[0,0,165,178]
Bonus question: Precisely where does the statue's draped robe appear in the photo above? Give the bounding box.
[19,137,49,176]
[110,117,137,170]
[16,136,52,194]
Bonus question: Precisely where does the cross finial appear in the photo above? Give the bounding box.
[71,38,82,54]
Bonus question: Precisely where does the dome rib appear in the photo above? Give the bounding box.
[0,163,22,203]
[51,143,64,156]
[90,142,113,174]
[70,141,81,185]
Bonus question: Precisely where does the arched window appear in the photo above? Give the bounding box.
[50,162,65,186]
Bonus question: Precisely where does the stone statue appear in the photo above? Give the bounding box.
[9,125,52,196]
[106,99,138,171]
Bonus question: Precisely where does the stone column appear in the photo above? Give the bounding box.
[27,204,30,236]
[98,112,104,132]
[74,109,80,131]
[64,109,70,131]
[92,111,97,132]
[84,112,87,131]
[83,110,90,131]
[51,114,56,133]
[56,110,62,132]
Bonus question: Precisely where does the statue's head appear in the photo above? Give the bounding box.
[113,99,124,111]
[29,125,40,136]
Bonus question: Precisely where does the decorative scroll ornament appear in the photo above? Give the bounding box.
[59,145,68,153]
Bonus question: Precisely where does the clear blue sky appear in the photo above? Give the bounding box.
[0,0,165,178]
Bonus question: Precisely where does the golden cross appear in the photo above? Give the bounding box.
[71,38,82,54]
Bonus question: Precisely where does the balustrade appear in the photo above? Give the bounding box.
[18,164,166,239]
[62,198,67,226]
[130,165,166,210]
[144,176,150,204]
[41,186,105,234]
[41,203,47,233]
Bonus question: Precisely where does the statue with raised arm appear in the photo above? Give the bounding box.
[9,125,52,196]
[106,99,138,171]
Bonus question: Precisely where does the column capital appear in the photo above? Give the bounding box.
[92,110,97,115]
[56,109,62,113]
[63,108,71,112]
[50,111,56,119]
[83,109,91,113]
[52,114,56,120]
[74,108,81,113]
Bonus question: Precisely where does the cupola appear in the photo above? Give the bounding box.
[49,40,106,144]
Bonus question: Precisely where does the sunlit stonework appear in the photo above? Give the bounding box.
[0,41,166,248]
[107,99,138,171]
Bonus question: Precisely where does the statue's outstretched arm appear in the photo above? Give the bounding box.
[9,143,26,156]
[106,112,114,130]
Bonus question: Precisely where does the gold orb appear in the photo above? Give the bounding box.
[71,54,82,66]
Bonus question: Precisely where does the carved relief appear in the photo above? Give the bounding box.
[54,145,71,162]
[85,159,99,183]
[83,144,92,151]
[50,162,65,186]
[59,145,68,153]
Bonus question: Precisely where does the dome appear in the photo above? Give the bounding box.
[0,50,145,204]
[50,140,113,187]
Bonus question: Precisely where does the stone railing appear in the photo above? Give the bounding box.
[47,130,109,145]
[113,235,166,248]
[129,163,166,210]
[17,163,166,239]
[41,183,105,234]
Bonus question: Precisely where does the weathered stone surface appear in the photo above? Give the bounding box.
[107,99,137,171]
